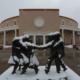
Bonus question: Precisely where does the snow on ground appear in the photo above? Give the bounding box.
[0,66,80,80]
[65,45,73,48]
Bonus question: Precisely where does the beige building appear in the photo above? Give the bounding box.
[0,9,80,47]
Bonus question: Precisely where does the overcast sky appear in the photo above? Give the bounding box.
[0,0,80,27]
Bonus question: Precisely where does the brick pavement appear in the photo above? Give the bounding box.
[0,61,10,74]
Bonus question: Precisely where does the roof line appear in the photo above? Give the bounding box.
[59,16,78,24]
[0,16,19,24]
[19,9,59,11]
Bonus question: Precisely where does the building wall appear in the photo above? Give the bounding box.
[60,16,78,28]
[0,9,79,46]
[0,16,19,27]
[75,33,80,45]
[0,32,4,45]
[18,9,60,36]
[6,30,15,45]
[0,15,78,29]
[64,30,73,45]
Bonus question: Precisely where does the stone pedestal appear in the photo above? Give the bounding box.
[0,66,80,80]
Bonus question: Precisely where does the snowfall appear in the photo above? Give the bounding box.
[0,66,80,80]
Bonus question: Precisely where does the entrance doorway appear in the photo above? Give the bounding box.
[36,36,43,45]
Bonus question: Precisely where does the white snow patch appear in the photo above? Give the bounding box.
[13,56,19,62]
[20,37,39,48]
[65,45,73,48]
[13,37,20,41]
[30,54,39,66]
[48,32,60,36]
[23,34,29,38]
[0,66,80,80]
[19,39,27,48]
[3,45,12,48]
[25,42,37,47]
[20,39,38,48]
[21,53,29,64]
[53,38,63,47]
[8,56,15,64]
[32,49,35,53]
[19,58,24,65]
[59,54,61,58]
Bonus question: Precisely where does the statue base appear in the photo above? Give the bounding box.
[0,66,80,80]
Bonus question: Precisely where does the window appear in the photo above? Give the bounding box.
[70,22,72,26]
[36,36,43,45]
[29,36,33,43]
[6,22,8,26]
[45,36,49,43]
[62,20,65,26]
[14,20,17,25]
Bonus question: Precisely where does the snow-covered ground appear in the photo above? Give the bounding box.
[0,66,80,80]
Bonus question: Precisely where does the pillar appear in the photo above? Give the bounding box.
[62,29,64,41]
[43,35,45,45]
[15,29,17,37]
[33,35,36,44]
[73,30,75,46]
[3,30,6,46]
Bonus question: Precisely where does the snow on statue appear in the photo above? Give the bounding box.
[40,32,67,74]
[8,35,40,74]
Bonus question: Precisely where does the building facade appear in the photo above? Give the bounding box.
[0,9,80,47]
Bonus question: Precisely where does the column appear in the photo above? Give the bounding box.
[62,29,64,40]
[43,35,45,45]
[43,35,46,57]
[3,30,6,46]
[15,29,17,37]
[73,30,75,45]
[33,35,36,44]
